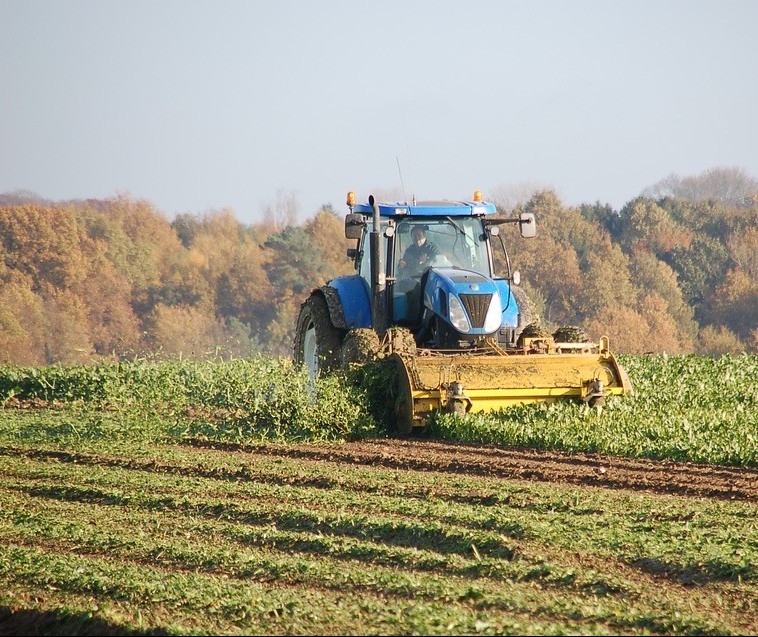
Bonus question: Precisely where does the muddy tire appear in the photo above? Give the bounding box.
[386,327,417,356]
[294,293,344,380]
[341,328,383,371]
[553,326,589,343]
[510,285,535,341]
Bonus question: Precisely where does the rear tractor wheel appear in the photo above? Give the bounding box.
[294,293,344,380]
[510,284,535,343]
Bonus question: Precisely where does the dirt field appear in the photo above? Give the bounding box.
[3,434,757,635]
[186,437,758,503]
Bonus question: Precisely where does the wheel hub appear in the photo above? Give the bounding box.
[302,321,318,380]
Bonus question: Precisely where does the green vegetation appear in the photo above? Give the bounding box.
[0,433,755,635]
[432,354,758,467]
[0,354,756,634]
[0,357,378,444]
[0,354,755,466]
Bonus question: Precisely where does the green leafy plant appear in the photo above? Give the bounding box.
[430,354,758,466]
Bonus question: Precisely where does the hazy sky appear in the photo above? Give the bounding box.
[2,0,757,224]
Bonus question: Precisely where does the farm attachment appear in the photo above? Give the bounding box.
[389,333,632,433]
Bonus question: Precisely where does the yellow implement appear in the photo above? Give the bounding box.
[390,336,632,433]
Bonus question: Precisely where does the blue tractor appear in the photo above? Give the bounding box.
[294,192,631,433]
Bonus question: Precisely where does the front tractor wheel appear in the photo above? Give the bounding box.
[294,294,344,380]
[341,328,383,371]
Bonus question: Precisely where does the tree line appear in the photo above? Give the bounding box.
[0,195,353,364]
[505,190,756,355]
[0,171,755,365]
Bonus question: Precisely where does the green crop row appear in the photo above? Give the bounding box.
[0,354,756,466]
[431,354,758,467]
[0,441,755,635]
[0,356,378,443]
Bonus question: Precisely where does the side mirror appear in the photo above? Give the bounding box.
[519,212,536,238]
[345,213,365,239]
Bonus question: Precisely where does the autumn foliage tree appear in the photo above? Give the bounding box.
[507,188,754,354]
[0,171,755,364]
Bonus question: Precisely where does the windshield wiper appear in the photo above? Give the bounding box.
[446,216,468,239]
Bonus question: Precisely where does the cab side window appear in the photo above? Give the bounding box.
[358,235,371,280]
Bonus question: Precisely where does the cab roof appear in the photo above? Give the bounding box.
[351,199,497,217]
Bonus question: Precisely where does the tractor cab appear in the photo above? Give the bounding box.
[391,216,492,326]
[345,194,536,348]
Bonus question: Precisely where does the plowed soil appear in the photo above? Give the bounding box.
[186,437,758,503]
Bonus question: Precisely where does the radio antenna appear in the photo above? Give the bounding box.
[396,155,408,204]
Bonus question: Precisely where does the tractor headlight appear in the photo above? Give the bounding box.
[448,294,471,333]
[483,294,502,333]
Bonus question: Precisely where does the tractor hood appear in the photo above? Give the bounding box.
[422,267,508,335]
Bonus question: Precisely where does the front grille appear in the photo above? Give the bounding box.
[459,293,492,328]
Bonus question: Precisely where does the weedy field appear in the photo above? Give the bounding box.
[430,355,758,466]
[0,354,756,635]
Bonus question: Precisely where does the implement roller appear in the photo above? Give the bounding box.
[390,335,632,432]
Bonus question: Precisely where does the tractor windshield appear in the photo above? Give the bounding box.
[394,217,489,279]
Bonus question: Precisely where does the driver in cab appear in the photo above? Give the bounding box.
[399,226,438,276]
